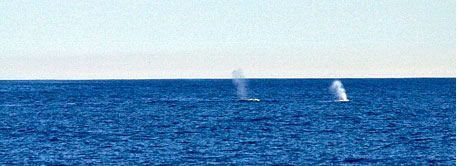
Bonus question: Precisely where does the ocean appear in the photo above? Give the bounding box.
[0,78,455,165]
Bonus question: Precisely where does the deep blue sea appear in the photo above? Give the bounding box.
[0,78,455,165]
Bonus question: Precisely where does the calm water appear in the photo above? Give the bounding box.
[0,79,455,165]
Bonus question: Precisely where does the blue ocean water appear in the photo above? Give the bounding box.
[0,78,455,165]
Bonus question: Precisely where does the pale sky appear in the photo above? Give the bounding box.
[0,0,455,79]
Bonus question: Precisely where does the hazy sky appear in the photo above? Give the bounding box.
[0,0,455,79]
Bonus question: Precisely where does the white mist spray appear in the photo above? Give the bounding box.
[232,69,247,100]
[330,80,349,102]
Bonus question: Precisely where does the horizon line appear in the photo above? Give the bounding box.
[0,76,455,81]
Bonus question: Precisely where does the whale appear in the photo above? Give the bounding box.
[335,99,349,102]
[239,98,260,102]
